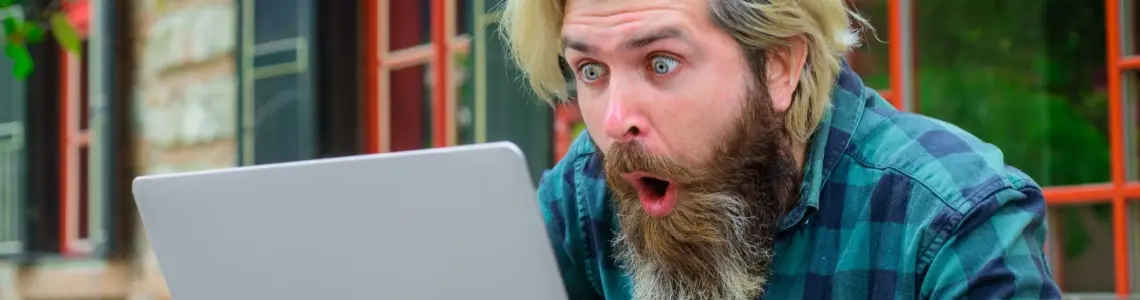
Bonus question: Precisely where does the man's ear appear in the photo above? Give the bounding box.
[765,36,809,113]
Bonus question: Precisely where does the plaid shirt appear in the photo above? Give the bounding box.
[535,63,1061,299]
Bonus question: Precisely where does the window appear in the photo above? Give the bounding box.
[5,0,112,258]
[240,0,371,164]
[238,0,318,165]
[0,39,27,257]
[364,0,472,154]
[468,0,553,183]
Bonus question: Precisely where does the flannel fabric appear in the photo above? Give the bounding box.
[535,62,1061,299]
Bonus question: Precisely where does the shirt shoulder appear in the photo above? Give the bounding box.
[536,131,621,298]
[539,132,602,203]
[831,98,1054,295]
[843,99,1041,216]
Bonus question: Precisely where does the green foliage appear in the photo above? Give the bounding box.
[855,0,1111,261]
[571,121,586,139]
[1,0,77,79]
[49,11,79,52]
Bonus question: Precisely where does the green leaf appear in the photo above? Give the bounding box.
[0,0,17,7]
[3,42,33,78]
[22,21,43,43]
[2,40,17,59]
[49,13,80,53]
[1,17,17,35]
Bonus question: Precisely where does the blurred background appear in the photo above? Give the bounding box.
[0,0,1137,298]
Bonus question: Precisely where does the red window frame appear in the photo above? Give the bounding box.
[364,0,468,153]
[59,0,93,256]
[58,31,92,257]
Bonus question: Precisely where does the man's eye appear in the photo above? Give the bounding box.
[649,56,680,75]
[579,63,607,82]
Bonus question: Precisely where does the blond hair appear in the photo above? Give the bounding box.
[499,0,871,142]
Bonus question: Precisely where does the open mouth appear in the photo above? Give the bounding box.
[621,172,679,217]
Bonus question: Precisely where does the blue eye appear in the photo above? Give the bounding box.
[649,56,679,75]
[579,63,607,82]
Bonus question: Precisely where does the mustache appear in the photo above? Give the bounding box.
[603,141,700,186]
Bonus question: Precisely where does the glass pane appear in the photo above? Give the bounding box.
[422,56,475,147]
[253,74,314,164]
[456,49,476,146]
[247,0,316,165]
[0,41,24,124]
[1126,71,1140,179]
[80,41,91,130]
[79,146,90,239]
[0,132,20,254]
[253,0,301,44]
[1125,0,1137,56]
[0,39,25,255]
[916,0,1110,187]
[481,21,553,184]
[389,0,429,51]
[458,0,473,36]
[390,65,429,151]
[1130,202,1140,291]
[1052,204,1116,293]
[848,0,890,90]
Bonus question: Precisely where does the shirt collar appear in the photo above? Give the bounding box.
[776,61,868,232]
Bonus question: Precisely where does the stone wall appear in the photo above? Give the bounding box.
[133,0,237,174]
[129,0,238,298]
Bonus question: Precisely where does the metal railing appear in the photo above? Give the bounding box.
[0,121,24,255]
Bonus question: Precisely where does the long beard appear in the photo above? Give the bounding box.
[603,86,799,300]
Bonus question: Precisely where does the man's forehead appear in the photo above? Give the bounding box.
[563,0,708,10]
[562,26,690,54]
[560,1,709,51]
[561,0,707,27]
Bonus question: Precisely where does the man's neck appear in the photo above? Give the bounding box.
[784,138,810,213]
[791,139,808,173]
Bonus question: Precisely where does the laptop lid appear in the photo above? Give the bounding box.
[133,142,568,300]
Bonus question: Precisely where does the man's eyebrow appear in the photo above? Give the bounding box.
[623,27,685,50]
[562,27,688,54]
[563,38,594,54]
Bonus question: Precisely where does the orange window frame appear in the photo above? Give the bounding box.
[58,38,92,256]
[59,0,93,256]
[364,0,467,153]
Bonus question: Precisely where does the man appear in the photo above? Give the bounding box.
[500,0,1060,299]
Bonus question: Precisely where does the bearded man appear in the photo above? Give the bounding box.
[500,0,1060,299]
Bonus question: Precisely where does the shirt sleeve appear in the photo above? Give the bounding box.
[537,163,602,300]
[920,185,1062,299]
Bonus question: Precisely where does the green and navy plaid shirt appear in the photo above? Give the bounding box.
[535,64,1061,299]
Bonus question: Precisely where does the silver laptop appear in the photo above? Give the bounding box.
[133,142,568,300]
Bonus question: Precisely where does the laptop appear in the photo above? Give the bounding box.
[133,142,568,300]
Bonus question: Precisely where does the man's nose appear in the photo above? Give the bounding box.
[602,80,648,143]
